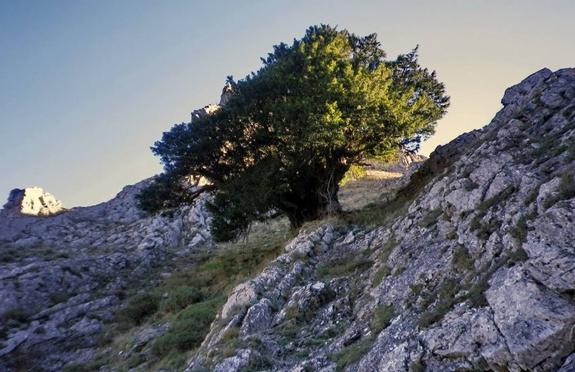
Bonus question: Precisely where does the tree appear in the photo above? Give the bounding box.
[138,25,449,240]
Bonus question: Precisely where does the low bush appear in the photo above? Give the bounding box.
[118,293,161,326]
[152,296,225,356]
[160,286,202,313]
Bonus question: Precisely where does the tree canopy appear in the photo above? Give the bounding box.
[138,25,449,241]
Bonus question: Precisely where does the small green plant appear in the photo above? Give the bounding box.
[524,184,541,206]
[160,286,203,313]
[510,216,528,243]
[317,254,373,279]
[152,296,225,356]
[479,186,516,213]
[340,164,367,186]
[118,293,161,326]
[446,229,458,240]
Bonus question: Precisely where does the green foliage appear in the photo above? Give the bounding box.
[316,253,373,279]
[139,24,449,240]
[118,293,161,326]
[524,184,541,206]
[340,164,367,186]
[478,186,516,214]
[152,296,225,356]
[160,286,203,313]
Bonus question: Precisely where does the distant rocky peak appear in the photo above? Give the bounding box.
[2,187,65,216]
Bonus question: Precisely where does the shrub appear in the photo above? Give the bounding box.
[160,286,203,313]
[340,164,367,186]
[152,296,225,356]
[118,293,161,326]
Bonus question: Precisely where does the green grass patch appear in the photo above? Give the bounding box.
[317,253,373,279]
[152,296,226,356]
[160,286,203,313]
[331,338,373,371]
[117,293,161,326]
[371,304,396,333]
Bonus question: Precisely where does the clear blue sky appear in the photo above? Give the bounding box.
[1,0,574,207]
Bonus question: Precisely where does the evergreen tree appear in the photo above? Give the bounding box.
[138,25,449,240]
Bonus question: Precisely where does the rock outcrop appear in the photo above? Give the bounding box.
[2,187,65,216]
[185,68,575,371]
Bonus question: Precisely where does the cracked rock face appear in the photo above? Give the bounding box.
[185,68,575,371]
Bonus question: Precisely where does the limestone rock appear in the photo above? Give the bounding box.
[2,187,65,216]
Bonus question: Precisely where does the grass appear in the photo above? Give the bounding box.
[2,307,29,324]
[477,186,516,214]
[117,293,161,327]
[371,304,396,333]
[418,278,461,328]
[524,184,541,206]
[152,296,226,356]
[160,286,203,313]
[331,338,373,371]
[316,253,373,279]
[330,304,396,370]
[89,218,293,370]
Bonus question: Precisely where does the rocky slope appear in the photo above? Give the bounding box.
[1,68,574,372]
[183,68,575,371]
[0,179,211,370]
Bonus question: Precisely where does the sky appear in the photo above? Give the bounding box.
[1,1,574,207]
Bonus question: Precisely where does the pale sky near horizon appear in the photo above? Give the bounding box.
[1,0,574,207]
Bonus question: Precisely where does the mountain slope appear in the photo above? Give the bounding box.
[185,68,575,371]
[0,180,211,370]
